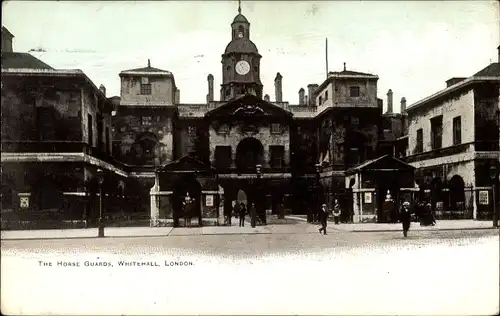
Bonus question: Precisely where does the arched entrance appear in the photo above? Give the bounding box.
[430,177,444,217]
[236,138,264,172]
[448,175,466,218]
[172,175,202,227]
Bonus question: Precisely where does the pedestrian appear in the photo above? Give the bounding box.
[400,201,412,237]
[332,200,341,225]
[250,202,257,228]
[239,203,246,227]
[318,203,330,235]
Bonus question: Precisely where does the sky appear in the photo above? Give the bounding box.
[2,1,499,111]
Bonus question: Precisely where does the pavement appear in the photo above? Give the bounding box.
[1,216,498,240]
[286,215,499,232]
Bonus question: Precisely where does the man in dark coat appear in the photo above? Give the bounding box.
[400,201,412,237]
[239,203,246,227]
[318,204,330,235]
[250,202,257,228]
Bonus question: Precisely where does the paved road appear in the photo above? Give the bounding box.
[2,224,497,257]
[1,225,498,315]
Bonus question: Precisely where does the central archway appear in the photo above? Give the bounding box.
[172,175,202,227]
[236,137,264,172]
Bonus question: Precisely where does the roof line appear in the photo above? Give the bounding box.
[407,76,500,112]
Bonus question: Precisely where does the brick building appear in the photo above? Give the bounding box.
[1,6,409,228]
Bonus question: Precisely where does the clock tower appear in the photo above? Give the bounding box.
[220,2,263,101]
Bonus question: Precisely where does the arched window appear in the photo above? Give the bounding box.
[238,25,245,37]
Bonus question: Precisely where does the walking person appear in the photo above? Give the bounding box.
[400,201,412,237]
[239,203,246,227]
[332,200,341,225]
[318,204,330,235]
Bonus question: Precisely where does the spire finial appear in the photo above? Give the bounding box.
[238,0,241,14]
[343,62,346,71]
[148,59,151,68]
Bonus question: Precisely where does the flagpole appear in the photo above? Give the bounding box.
[325,38,329,78]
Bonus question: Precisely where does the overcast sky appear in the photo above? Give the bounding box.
[2,1,499,111]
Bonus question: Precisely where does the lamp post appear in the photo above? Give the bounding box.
[256,164,263,225]
[315,163,322,223]
[489,165,499,228]
[97,168,105,237]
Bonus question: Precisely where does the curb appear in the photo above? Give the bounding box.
[338,227,499,233]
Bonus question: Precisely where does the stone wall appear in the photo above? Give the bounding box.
[120,76,175,106]
[407,88,475,156]
[209,124,290,167]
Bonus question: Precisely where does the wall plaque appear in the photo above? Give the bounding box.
[205,195,214,207]
[364,192,372,204]
[478,191,489,205]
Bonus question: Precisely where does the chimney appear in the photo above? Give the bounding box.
[264,94,270,102]
[305,95,309,106]
[298,88,305,105]
[400,97,407,113]
[307,84,319,106]
[1,27,14,53]
[386,89,393,114]
[99,84,106,97]
[446,77,467,87]
[206,74,214,102]
[498,45,500,63]
[274,72,283,102]
[175,89,180,104]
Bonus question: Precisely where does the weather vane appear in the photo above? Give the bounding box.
[238,0,241,14]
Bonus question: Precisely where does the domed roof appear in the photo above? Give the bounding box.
[224,38,258,54]
[232,13,249,24]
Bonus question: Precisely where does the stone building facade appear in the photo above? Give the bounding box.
[403,47,500,220]
[1,6,415,227]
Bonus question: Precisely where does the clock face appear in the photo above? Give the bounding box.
[235,60,250,75]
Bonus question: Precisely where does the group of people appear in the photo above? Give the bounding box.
[230,201,264,228]
[399,200,436,237]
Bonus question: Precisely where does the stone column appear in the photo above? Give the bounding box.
[472,189,478,220]
[218,185,225,226]
[150,174,160,227]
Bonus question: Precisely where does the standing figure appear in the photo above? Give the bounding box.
[183,192,193,227]
[250,202,257,228]
[400,201,412,237]
[238,203,247,227]
[231,201,240,225]
[318,204,330,235]
[332,200,341,225]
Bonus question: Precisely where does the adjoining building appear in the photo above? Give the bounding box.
[403,46,500,220]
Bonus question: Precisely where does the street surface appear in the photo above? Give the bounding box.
[1,223,498,315]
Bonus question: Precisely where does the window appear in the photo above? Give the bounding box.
[335,85,339,93]
[87,114,93,147]
[215,146,232,169]
[430,116,443,150]
[141,116,152,126]
[349,86,360,97]
[270,145,285,168]
[318,96,323,105]
[271,123,281,134]
[37,107,56,141]
[453,116,461,145]
[325,91,328,101]
[416,128,423,153]
[140,84,152,95]
[219,124,229,134]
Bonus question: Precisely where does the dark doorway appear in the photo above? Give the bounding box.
[448,175,466,218]
[172,176,202,227]
[236,138,264,172]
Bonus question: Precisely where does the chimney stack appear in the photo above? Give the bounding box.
[298,88,305,105]
[264,94,270,102]
[99,84,106,97]
[274,72,283,102]
[206,74,214,102]
[400,97,407,113]
[175,88,180,104]
[386,89,393,114]
[307,84,319,106]
[497,45,500,63]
